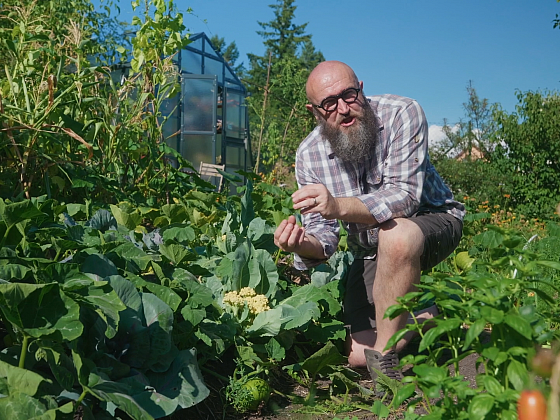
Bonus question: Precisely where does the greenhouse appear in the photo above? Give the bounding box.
[114,32,251,188]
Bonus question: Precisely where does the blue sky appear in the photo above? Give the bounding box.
[101,0,560,127]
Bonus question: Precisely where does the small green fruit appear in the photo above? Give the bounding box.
[243,378,270,411]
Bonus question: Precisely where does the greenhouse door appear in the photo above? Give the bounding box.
[223,87,247,179]
[180,74,218,168]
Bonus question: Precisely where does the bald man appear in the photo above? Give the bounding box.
[274,61,465,391]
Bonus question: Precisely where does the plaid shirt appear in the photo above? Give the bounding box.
[294,94,465,270]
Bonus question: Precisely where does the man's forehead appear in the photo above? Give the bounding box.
[307,63,358,99]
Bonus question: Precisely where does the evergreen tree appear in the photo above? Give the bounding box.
[431,81,495,161]
[208,34,245,76]
[244,0,324,179]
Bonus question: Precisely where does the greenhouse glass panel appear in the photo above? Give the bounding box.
[225,90,244,139]
[215,131,222,164]
[226,143,245,169]
[181,49,202,74]
[188,37,203,51]
[204,39,220,58]
[204,57,223,84]
[162,93,180,152]
[182,78,216,133]
[181,134,213,167]
[225,66,236,82]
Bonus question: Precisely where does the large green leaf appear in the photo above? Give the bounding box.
[64,279,126,339]
[159,244,195,265]
[247,217,266,242]
[280,284,341,316]
[0,392,48,419]
[0,199,44,228]
[418,318,462,352]
[160,204,188,224]
[127,274,182,312]
[81,254,118,278]
[110,205,142,230]
[246,306,294,337]
[250,249,279,298]
[473,229,503,249]
[107,276,143,313]
[89,375,155,420]
[304,320,346,343]
[231,243,252,291]
[0,360,54,397]
[112,242,152,272]
[468,393,494,419]
[463,318,486,350]
[481,307,504,324]
[35,340,76,391]
[0,264,31,281]
[73,350,153,420]
[241,180,255,233]
[130,349,210,417]
[0,283,82,341]
[504,313,532,340]
[85,209,116,232]
[283,301,320,330]
[142,293,174,369]
[507,360,529,391]
[412,365,448,385]
[162,226,195,244]
[106,277,150,368]
[300,341,346,379]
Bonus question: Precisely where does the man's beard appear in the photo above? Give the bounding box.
[318,102,379,163]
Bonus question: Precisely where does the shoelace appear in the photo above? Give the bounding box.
[379,351,403,380]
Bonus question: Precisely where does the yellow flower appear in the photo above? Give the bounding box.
[223,288,270,315]
[247,294,270,314]
[528,292,535,297]
[239,287,256,298]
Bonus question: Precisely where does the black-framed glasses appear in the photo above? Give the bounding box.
[312,87,361,112]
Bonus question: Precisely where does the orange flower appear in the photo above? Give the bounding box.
[503,194,511,198]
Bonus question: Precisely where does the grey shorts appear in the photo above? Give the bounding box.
[343,212,463,334]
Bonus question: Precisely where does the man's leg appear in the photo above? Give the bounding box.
[372,218,424,354]
[346,218,424,366]
[347,307,439,366]
[346,213,462,367]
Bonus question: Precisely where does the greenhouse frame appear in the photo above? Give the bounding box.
[113,32,251,187]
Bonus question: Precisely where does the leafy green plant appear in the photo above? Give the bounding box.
[0,197,213,418]
[387,225,560,419]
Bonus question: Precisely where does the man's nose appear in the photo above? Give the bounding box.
[337,98,350,114]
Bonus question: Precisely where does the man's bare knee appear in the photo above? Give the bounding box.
[378,218,424,259]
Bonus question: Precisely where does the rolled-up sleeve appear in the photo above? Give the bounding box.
[357,100,427,224]
[293,149,340,270]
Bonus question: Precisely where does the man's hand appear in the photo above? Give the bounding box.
[274,215,325,259]
[292,183,377,225]
[292,184,340,219]
[274,215,305,253]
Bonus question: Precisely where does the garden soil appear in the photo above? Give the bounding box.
[169,342,484,420]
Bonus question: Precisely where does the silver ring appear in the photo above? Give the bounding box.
[314,197,317,206]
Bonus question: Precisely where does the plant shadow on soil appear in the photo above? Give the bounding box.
[168,331,489,420]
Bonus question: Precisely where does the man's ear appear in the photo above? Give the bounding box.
[306,104,322,122]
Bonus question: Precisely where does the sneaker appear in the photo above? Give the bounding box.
[364,349,403,397]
